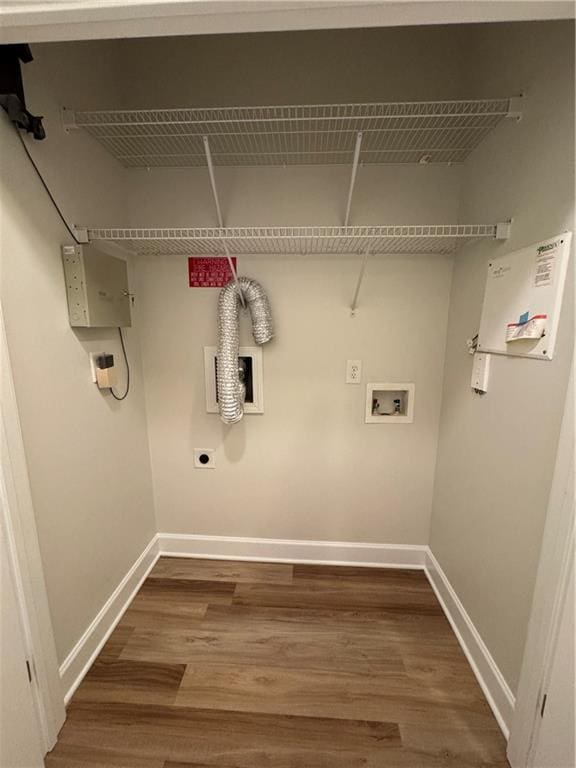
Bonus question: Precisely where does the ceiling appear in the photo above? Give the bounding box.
[0,0,574,44]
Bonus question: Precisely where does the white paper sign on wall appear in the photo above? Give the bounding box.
[477,232,572,360]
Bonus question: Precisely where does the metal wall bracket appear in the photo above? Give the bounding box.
[61,108,77,133]
[506,96,523,121]
[495,220,513,240]
[73,227,89,243]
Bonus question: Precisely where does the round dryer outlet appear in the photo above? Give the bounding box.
[194,449,215,468]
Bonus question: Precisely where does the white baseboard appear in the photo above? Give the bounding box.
[57,531,514,743]
[157,533,427,568]
[59,535,159,704]
[424,549,515,738]
[57,533,423,703]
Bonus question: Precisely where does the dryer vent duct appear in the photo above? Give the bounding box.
[217,277,273,424]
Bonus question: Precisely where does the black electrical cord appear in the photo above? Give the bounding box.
[14,127,80,245]
[110,327,130,401]
[15,126,130,402]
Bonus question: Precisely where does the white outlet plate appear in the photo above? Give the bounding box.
[194,449,215,469]
[346,360,362,384]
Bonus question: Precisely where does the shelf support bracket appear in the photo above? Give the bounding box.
[495,220,513,240]
[203,135,246,308]
[350,246,371,317]
[344,131,363,227]
[72,227,89,243]
[505,96,523,121]
[61,107,77,133]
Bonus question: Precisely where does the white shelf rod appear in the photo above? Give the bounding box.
[202,135,246,307]
[346,132,366,315]
[350,248,371,316]
[344,131,363,227]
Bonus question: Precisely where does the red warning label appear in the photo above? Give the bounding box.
[188,257,237,288]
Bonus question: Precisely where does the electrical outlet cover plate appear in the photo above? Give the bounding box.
[194,449,215,468]
[346,360,362,384]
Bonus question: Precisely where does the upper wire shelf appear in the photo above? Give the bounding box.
[65,98,519,168]
[84,224,502,256]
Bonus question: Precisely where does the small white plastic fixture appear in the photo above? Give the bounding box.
[471,352,490,393]
[204,346,264,414]
[365,383,415,424]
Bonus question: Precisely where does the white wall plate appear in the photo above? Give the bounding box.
[204,346,264,414]
[194,449,215,469]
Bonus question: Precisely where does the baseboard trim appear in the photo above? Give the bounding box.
[59,535,159,704]
[424,549,515,738]
[57,532,515,741]
[157,533,427,568]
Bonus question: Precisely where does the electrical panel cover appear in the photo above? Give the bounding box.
[477,232,571,360]
[62,244,132,328]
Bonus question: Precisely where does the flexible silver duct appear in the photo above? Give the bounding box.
[217,277,274,424]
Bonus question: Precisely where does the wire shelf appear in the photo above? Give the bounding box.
[70,99,515,167]
[86,224,498,256]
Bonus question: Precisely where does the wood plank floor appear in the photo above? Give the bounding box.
[46,558,509,768]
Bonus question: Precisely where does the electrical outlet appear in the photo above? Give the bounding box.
[346,360,362,384]
[194,449,215,469]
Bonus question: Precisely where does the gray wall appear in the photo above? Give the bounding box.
[119,25,468,107]
[124,25,463,544]
[430,20,575,693]
[3,21,573,692]
[1,44,157,665]
[135,245,454,543]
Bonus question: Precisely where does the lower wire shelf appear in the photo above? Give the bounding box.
[84,224,507,257]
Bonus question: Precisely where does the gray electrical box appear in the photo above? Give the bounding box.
[62,244,132,327]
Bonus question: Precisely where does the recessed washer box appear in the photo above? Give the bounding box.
[62,244,132,328]
[365,383,415,423]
